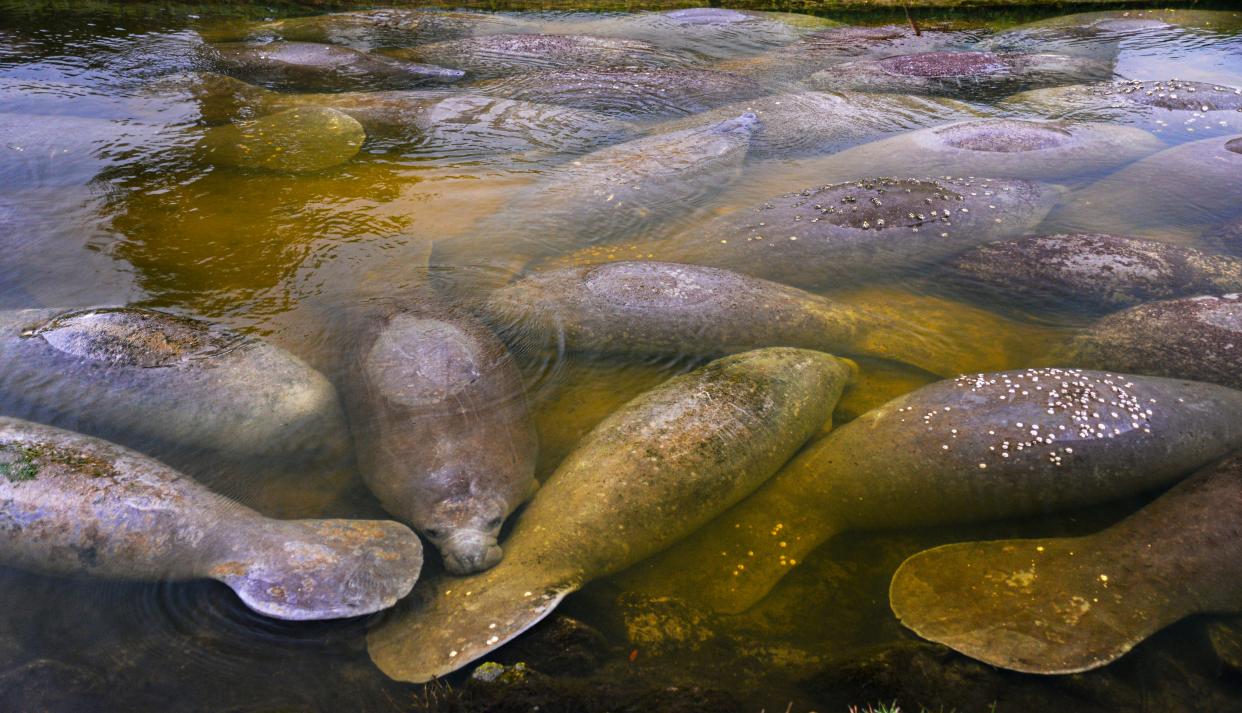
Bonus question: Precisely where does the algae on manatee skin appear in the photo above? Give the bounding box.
[0,448,39,483]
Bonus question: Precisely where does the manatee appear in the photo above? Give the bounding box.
[469,67,766,119]
[774,119,1162,185]
[207,41,464,92]
[545,176,1059,291]
[616,369,1242,613]
[0,307,347,462]
[1051,135,1242,240]
[200,106,365,173]
[367,348,854,682]
[947,233,1242,314]
[253,9,535,50]
[641,90,986,160]
[808,51,1113,99]
[1067,294,1242,391]
[432,113,760,286]
[386,34,685,77]
[978,12,1162,63]
[1000,80,1242,140]
[345,297,536,575]
[480,261,1051,377]
[890,450,1242,674]
[1007,8,1242,35]
[0,416,420,620]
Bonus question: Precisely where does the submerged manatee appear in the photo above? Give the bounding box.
[345,298,536,575]
[617,369,1242,613]
[0,307,347,461]
[809,51,1112,99]
[388,34,684,77]
[1001,80,1242,139]
[948,233,1242,313]
[548,176,1059,290]
[254,9,535,50]
[469,67,765,119]
[481,261,1041,377]
[642,90,986,160]
[557,8,829,59]
[891,450,1242,674]
[1052,135,1242,239]
[200,106,365,173]
[0,417,420,620]
[367,348,854,682]
[207,41,464,91]
[1068,294,1242,390]
[780,119,1163,184]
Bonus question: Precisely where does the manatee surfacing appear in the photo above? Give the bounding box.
[879,51,1007,78]
[584,262,720,309]
[365,315,481,408]
[935,119,1072,152]
[25,308,244,368]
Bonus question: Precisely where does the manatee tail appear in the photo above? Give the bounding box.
[211,518,423,621]
[368,560,575,682]
[889,535,1179,674]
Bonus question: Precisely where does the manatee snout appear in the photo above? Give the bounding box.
[437,529,503,575]
[715,111,762,136]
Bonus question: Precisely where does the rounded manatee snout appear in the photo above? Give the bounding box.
[715,111,761,135]
[436,529,503,575]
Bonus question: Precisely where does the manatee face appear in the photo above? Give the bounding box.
[23,308,244,368]
[934,119,1072,152]
[419,489,507,575]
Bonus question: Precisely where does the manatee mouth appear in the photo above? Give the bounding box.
[439,530,503,575]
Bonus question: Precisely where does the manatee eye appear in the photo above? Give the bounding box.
[486,517,503,530]
[424,528,441,539]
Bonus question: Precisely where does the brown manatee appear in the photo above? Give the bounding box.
[890,450,1242,674]
[1001,80,1242,140]
[616,369,1242,613]
[479,261,1051,377]
[469,67,766,119]
[386,34,686,77]
[1051,134,1242,240]
[252,9,535,50]
[0,307,347,462]
[367,347,854,682]
[808,51,1113,99]
[947,233,1242,314]
[1067,294,1242,390]
[776,119,1163,184]
[0,416,421,620]
[200,106,365,173]
[545,176,1059,291]
[206,41,464,92]
[344,295,536,575]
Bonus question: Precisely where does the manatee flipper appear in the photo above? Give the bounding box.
[891,453,1242,674]
[212,518,424,621]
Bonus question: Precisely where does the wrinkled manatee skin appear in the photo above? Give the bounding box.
[0,417,421,621]
[947,233,1242,314]
[891,451,1242,675]
[201,106,365,173]
[207,41,464,92]
[1068,294,1242,390]
[620,369,1242,613]
[549,176,1059,291]
[367,348,853,682]
[0,307,348,462]
[346,299,536,575]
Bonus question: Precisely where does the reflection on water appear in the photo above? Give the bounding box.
[2,1,1242,710]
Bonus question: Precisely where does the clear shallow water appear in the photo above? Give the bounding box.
[2,2,1242,711]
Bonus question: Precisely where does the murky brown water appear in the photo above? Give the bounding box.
[2,2,1242,711]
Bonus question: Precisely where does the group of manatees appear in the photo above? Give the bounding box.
[7,2,1242,692]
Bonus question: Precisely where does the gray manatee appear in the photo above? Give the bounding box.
[642,90,987,160]
[200,106,365,173]
[890,450,1242,674]
[616,369,1242,613]
[367,347,854,682]
[553,8,830,59]
[0,307,347,462]
[778,119,1163,184]
[482,261,1037,377]
[344,297,537,575]
[207,41,464,92]
[252,9,535,50]
[1051,134,1242,240]
[947,233,1242,314]
[1000,80,1242,140]
[469,67,766,119]
[0,416,421,620]
[1068,294,1242,390]
[387,33,686,77]
[432,113,760,287]
[545,176,1059,290]
[808,51,1113,99]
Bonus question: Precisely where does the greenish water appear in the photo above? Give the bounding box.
[2,2,1242,711]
